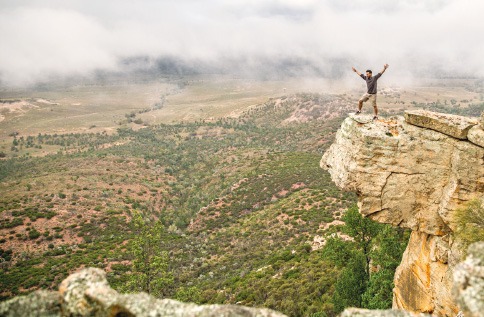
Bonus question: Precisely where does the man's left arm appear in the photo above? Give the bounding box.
[380,64,389,75]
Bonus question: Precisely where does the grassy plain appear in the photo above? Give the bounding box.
[1,76,482,139]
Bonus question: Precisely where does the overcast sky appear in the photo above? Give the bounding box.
[1,0,483,86]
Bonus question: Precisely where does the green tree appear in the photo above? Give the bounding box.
[362,226,409,309]
[341,205,382,275]
[323,205,408,313]
[124,212,173,297]
[333,254,368,312]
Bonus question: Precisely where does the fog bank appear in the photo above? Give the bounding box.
[1,0,483,86]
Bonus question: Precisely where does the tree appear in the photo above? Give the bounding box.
[362,226,409,309]
[124,212,173,297]
[341,205,382,275]
[323,205,408,313]
[333,254,368,312]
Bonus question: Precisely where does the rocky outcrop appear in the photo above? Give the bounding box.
[452,242,484,317]
[321,110,484,316]
[0,268,286,317]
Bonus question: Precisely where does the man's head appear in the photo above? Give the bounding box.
[366,70,372,78]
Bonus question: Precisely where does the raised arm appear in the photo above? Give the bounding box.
[380,64,389,74]
[352,67,362,76]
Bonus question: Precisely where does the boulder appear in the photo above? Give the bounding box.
[467,125,484,148]
[0,290,60,317]
[404,110,477,139]
[0,268,287,317]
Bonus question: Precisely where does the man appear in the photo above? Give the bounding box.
[352,64,389,120]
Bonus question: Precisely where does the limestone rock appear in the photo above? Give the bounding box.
[59,267,111,316]
[467,125,484,148]
[321,115,484,235]
[404,110,477,139]
[481,112,484,127]
[453,242,484,317]
[392,232,458,316]
[321,110,484,316]
[0,290,61,317]
[59,268,287,317]
[339,308,431,317]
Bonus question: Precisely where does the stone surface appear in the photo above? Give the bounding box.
[467,125,484,148]
[404,110,478,139]
[0,290,61,317]
[321,115,484,235]
[340,308,431,317]
[321,111,484,316]
[453,242,484,317]
[1,267,287,317]
[392,232,458,316]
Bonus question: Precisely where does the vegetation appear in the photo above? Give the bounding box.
[453,198,484,255]
[322,207,409,312]
[122,212,174,297]
[0,93,408,316]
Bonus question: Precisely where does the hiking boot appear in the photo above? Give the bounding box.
[355,110,361,115]
[373,116,378,121]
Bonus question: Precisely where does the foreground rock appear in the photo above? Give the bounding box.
[321,110,484,316]
[453,242,484,317]
[0,268,287,317]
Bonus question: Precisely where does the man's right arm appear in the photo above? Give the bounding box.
[352,67,362,76]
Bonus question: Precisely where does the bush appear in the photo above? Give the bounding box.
[28,229,41,240]
[453,198,484,255]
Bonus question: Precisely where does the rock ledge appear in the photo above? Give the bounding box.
[404,110,477,139]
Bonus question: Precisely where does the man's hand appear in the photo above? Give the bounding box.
[381,64,389,74]
[352,67,361,76]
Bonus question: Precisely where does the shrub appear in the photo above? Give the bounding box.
[453,198,484,255]
[28,229,41,240]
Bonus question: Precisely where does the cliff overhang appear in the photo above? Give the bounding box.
[321,110,483,316]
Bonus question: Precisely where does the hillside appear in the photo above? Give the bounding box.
[0,93,361,316]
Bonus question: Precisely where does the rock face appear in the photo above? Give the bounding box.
[0,268,287,317]
[321,111,484,316]
[452,242,484,317]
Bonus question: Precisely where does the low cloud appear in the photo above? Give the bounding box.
[0,0,483,86]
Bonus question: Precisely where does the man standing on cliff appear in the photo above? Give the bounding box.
[352,64,389,120]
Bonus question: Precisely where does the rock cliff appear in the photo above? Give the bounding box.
[321,110,484,316]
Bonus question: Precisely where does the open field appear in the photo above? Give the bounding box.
[1,76,483,159]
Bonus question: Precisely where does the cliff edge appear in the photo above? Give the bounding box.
[321,110,483,316]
